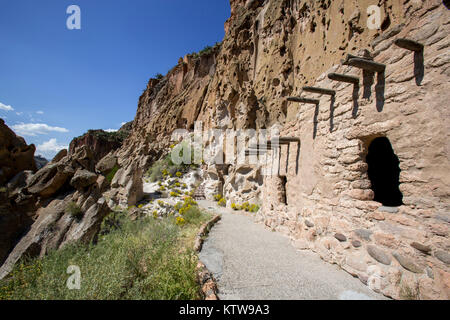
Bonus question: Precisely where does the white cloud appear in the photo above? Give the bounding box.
[36,111,44,115]
[36,139,68,159]
[105,129,118,133]
[0,102,14,111]
[12,123,69,136]
[16,112,23,116]
[120,122,127,126]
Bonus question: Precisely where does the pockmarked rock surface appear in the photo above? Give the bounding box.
[106,0,450,300]
[198,200,386,300]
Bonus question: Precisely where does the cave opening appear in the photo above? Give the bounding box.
[366,137,403,207]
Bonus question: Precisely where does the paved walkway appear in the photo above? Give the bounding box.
[198,200,386,300]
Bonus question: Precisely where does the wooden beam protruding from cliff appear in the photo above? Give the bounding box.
[302,86,336,96]
[245,150,267,156]
[394,38,424,52]
[248,137,300,150]
[328,73,360,84]
[287,97,320,105]
[345,58,386,73]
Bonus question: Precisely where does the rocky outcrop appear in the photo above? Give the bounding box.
[0,143,112,279]
[0,171,36,266]
[69,129,129,162]
[108,0,449,300]
[0,119,37,185]
[34,156,48,170]
[0,195,109,280]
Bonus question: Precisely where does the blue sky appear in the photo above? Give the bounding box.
[0,0,230,159]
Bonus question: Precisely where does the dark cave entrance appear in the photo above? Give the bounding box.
[366,137,403,207]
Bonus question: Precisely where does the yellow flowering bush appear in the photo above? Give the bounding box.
[218,198,226,207]
[241,202,250,211]
[176,217,185,226]
[176,172,182,177]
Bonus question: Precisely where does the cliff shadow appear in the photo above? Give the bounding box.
[313,103,320,139]
[352,84,360,118]
[363,70,374,100]
[329,95,335,131]
[376,71,385,112]
[414,50,424,86]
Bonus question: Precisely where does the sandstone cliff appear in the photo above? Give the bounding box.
[69,125,131,162]
[111,0,449,299]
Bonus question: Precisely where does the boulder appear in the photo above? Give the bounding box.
[27,163,71,198]
[6,170,34,198]
[95,153,117,175]
[0,119,37,185]
[51,149,68,163]
[0,194,110,280]
[70,169,98,189]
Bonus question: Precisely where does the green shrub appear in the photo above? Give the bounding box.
[249,204,260,213]
[106,165,119,183]
[183,206,206,226]
[213,194,222,202]
[66,202,83,221]
[0,210,210,300]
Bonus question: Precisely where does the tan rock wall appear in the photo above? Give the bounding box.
[259,2,450,299]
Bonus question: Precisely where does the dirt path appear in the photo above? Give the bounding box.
[198,200,387,300]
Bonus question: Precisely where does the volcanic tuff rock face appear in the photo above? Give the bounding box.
[69,124,131,162]
[111,0,449,299]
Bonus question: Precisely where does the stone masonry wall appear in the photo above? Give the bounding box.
[259,3,450,299]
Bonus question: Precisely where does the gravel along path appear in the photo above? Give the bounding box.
[198,200,387,300]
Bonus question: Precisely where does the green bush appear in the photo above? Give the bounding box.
[183,206,206,226]
[106,165,119,183]
[66,202,83,221]
[0,211,210,300]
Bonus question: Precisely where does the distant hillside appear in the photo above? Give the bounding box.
[34,155,48,170]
